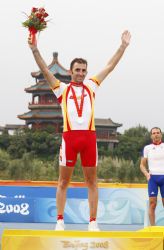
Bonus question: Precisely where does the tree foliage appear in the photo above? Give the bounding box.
[113,125,150,162]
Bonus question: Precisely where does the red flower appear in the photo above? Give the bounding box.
[43,12,49,18]
[31,7,38,13]
[36,13,42,19]
[39,8,45,13]
[40,18,45,23]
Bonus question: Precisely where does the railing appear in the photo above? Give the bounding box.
[96,132,117,140]
[29,101,58,105]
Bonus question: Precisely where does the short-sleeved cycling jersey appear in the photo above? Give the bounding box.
[52,77,100,132]
[143,143,164,175]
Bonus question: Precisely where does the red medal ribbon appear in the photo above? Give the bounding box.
[70,81,83,87]
[153,141,162,145]
[70,84,85,117]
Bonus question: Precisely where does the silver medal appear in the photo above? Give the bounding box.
[77,117,84,124]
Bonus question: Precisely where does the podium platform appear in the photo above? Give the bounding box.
[2,229,163,250]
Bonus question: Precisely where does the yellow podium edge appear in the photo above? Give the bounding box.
[2,229,163,239]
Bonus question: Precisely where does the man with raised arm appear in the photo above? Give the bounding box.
[28,30,131,231]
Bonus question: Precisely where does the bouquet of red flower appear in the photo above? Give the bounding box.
[22,7,49,45]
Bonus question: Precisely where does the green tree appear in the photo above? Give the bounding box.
[0,150,10,171]
[7,131,28,158]
[113,125,150,163]
[98,157,116,180]
[126,161,135,183]
[0,130,10,150]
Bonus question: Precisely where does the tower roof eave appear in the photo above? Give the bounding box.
[25,83,51,92]
[95,118,122,127]
[18,110,63,120]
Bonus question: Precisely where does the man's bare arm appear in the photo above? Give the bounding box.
[28,36,58,89]
[140,157,150,181]
[95,30,131,84]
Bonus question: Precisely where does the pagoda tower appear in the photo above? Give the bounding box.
[18,52,71,132]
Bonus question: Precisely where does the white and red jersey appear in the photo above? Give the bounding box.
[52,77,100,132]
[143,143,164,174]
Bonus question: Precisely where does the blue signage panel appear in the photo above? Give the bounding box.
[0,185,148,224]
[0,198,34,222]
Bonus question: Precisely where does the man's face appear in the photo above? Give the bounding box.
[71,63,87,83]
[151,128,162,143]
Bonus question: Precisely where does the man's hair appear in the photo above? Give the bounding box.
[150,127,162,134]
[70,58,88,70]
